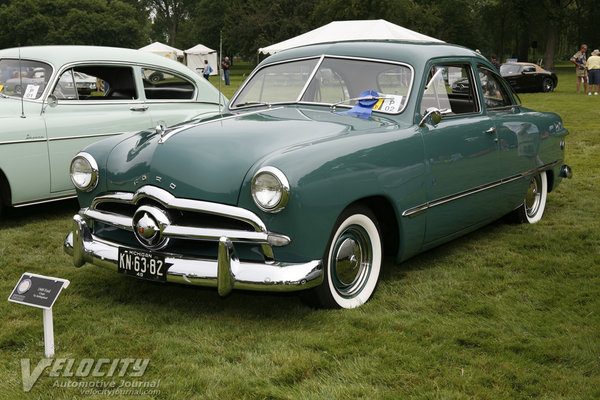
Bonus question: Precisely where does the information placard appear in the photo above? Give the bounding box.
[8,273,69,310]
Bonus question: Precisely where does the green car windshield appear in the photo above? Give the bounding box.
[0,59,53,100]
[232,56,413,114]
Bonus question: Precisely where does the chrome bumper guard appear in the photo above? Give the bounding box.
[64,214,323,295]
[559,164,573,179]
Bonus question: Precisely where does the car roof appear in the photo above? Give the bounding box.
[260,40,487,69]
[0,45,193,75]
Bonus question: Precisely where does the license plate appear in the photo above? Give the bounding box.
[118,248,167,282]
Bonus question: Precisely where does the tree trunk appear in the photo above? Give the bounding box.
[544,23,557,71]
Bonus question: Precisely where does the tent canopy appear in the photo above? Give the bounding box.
[184,44,218,76]
[259,19,443,54]
[139,42,184,59]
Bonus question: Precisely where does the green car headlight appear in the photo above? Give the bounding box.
[70,152,99,192]
[251,167,290,213]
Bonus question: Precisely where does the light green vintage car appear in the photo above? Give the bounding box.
[64,40,572,309]
[0,45,224,215]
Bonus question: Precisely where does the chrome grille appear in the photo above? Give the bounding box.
[83,185,290,261]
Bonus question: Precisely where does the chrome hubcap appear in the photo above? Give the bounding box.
[331,225,372,298]
[525,175,542,217]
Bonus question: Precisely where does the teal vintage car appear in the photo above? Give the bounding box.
[0,45,224,215]
[64,40,572,309]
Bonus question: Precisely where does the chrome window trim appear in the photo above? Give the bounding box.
[418,61,482,118]
[0,57,56,102]
[402,161,560,218]
[229,54,415,115]
[229,55,322,108]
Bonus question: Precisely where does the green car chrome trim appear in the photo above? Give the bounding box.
[402,160,561,218]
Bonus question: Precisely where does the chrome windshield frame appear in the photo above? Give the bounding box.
[229,54,415,115]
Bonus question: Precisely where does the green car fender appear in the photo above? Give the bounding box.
[237,125,428,264]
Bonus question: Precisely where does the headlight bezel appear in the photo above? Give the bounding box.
[70,152,99,192]
[251,166,290,213]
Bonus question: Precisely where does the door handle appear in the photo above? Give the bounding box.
[130,105,149,112]
[485,127,496,134]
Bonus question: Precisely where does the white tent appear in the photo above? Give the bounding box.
[185,44,218,76]
[139,42,184,60]
[259,19,443,54]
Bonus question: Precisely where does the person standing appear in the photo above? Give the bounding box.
[490,54,500,72]
[221,57,231,86]
[587,49,600,95]
[203,59,213,81]
[570,44,588,93]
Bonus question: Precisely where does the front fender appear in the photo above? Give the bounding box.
[238,127,427,263]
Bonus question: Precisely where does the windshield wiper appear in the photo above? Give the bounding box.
[234,101,272,108]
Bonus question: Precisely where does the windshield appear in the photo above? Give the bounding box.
[500,64,521,75]
[0,59,53,99]
[232,56,413,114]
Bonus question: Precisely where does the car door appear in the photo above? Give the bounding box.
[419,62,501,245]
[43,64,153,193]
[478,65,538,210]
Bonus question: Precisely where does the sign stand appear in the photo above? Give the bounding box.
[8,273,70,358]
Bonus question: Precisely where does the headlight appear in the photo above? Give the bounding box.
[70,152,99,192]
[251,167,290,213]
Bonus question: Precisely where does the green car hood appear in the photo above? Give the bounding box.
[104,106,397,205]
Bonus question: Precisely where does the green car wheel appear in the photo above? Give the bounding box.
[309,205,383,309]
[514,171,548,224]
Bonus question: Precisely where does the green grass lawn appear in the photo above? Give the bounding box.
[0,64,598,399]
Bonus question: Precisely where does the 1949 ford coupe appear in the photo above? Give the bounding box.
[64,40,572,309]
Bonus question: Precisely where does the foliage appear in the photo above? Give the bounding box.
[0,0,150,49]
[1,0,600,64]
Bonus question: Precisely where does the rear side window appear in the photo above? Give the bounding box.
[420,64,479,116]
[142,68,195,100]
[53,65,137,100]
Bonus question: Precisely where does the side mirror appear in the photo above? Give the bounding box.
[46,94,58,108]
[419,107,442,127]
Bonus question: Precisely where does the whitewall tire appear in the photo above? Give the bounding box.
[311,206,383,309]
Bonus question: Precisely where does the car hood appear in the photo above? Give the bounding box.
[104,106,397,205]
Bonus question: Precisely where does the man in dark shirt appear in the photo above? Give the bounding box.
[221,57,231,86]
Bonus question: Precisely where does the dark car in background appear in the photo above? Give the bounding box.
[500,62,558,92]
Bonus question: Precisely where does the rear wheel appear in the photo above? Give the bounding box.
[307,206,383,309]
[513,171,548,223]
[542,78,554,92]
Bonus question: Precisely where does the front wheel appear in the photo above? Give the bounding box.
[308,206,383,309]
[514,171,548,223]
[542,78,555,92]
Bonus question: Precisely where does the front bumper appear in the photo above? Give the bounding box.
[64,214,323,295]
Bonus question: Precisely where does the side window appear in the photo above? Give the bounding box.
[477,66,512,109]
[420,64,479,116]
[53,69,78,100]
[142,68,195,100]
[54,65,137,100]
